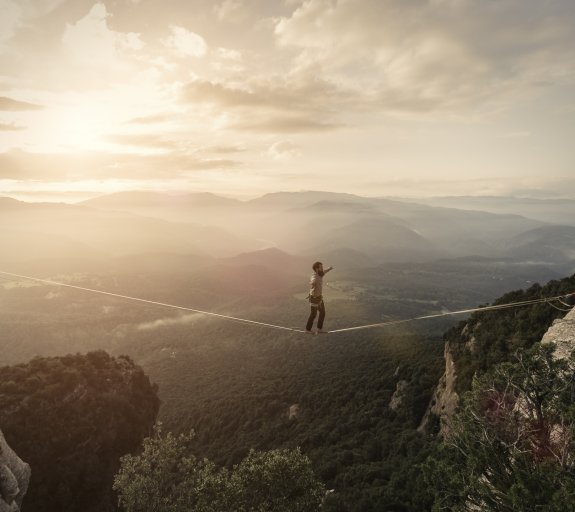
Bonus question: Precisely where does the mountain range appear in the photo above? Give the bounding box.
[1,191,574,277]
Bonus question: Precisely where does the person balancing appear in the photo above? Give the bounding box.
[306,261,334,334]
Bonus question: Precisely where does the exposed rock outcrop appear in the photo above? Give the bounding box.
[288,404,300,420]
[541,306,575,359]
[418,342,459,435]
[0,430,30,512]
[420,302,575,436]
[389,380,408,411]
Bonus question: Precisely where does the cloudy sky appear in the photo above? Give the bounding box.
[1,0,574,200]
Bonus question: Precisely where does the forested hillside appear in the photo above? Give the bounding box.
[0,274,573,510]
[1,263,574,510]
[0,352,159,512]
[144,328,444,511]
[444,274,575,395]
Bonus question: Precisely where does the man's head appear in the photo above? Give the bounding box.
[312,261,323,274]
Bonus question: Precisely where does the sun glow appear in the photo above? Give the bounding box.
[27,94,143,153]
[0,0,573,199]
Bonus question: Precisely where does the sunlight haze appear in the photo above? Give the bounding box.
[3,4,575,511]
[1,0,574,200]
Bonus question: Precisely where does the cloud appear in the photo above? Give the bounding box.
[205,144,247,154]
[214,0,245,22]
[104,133,181,149]
[0,96,43,111]
[62,3,144,55]
[499,131,532,139]
[265,140,301,160]
[274,0,575,114]
[104,134,251,154]
[59,2,146,87]
[0,122,25,131]
[211,47,245,73]
[214,47,242,61]
[162,25,207,57]
[126,114,171,125]
[183,74,348,110]
[137,313,201,331]
[0,149,243,181]
[181,75,350,132]
[0,0,28,47]
[361,176,575,198]
[232,116,344,133]
[182,79,256,107]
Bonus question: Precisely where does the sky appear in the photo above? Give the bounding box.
[0,0,574,201]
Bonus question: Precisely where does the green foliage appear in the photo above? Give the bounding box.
[0,270,449,511]
[0,351,160,512]
[144,329,443,512]
[425,343,575,511]
[113,426,325,512]
[445,274,575,394]
[229,448,326,512]
[2,270,570,511]
[113,427,223,512]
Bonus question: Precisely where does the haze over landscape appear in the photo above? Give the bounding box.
[2,1,575,512]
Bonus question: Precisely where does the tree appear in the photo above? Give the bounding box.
[425,343,575,511]
[113,427,223,512]
[228,448,326,512]
[113,425,325,512]
[0,351,160,512]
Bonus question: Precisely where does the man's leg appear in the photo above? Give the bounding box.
[317,301,326,330]
[306,305,318,331]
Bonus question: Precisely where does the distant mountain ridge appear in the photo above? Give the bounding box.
[504,225,575,269]
[410,195,575,225]
[0,197,262,269]
[3,190,574,275]
[83,191,242,209]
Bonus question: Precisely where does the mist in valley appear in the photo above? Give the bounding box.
[3,190,575,511]
[2,188,572,385]
[3,0,575,509]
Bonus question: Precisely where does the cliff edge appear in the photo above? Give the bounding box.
[0,429,30,512]
[419,289,575,436]
[541,305,575,358]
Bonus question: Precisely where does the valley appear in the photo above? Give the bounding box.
[1,190,574,510]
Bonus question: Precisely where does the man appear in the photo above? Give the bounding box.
[306,261,334,334]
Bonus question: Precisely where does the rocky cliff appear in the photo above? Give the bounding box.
[418,341,459,435]
[420,294,575,436]
[389,380,409,411]
[541,306,575,358]
[0,430,30,512]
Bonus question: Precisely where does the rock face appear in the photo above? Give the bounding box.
[420,304,575,436]
[418,342,459,435]
[389,380,408,411]
[0,430,30,512]
[288,404,300,420]
[541,306,575,359]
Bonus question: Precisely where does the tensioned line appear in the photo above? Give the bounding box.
[0,270,307,333]
[327,296,572,333]
[0,270,572,335]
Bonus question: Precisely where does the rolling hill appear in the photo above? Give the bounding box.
[0,197,262,271]
[77,191,550,264]
[503,225,575,272]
